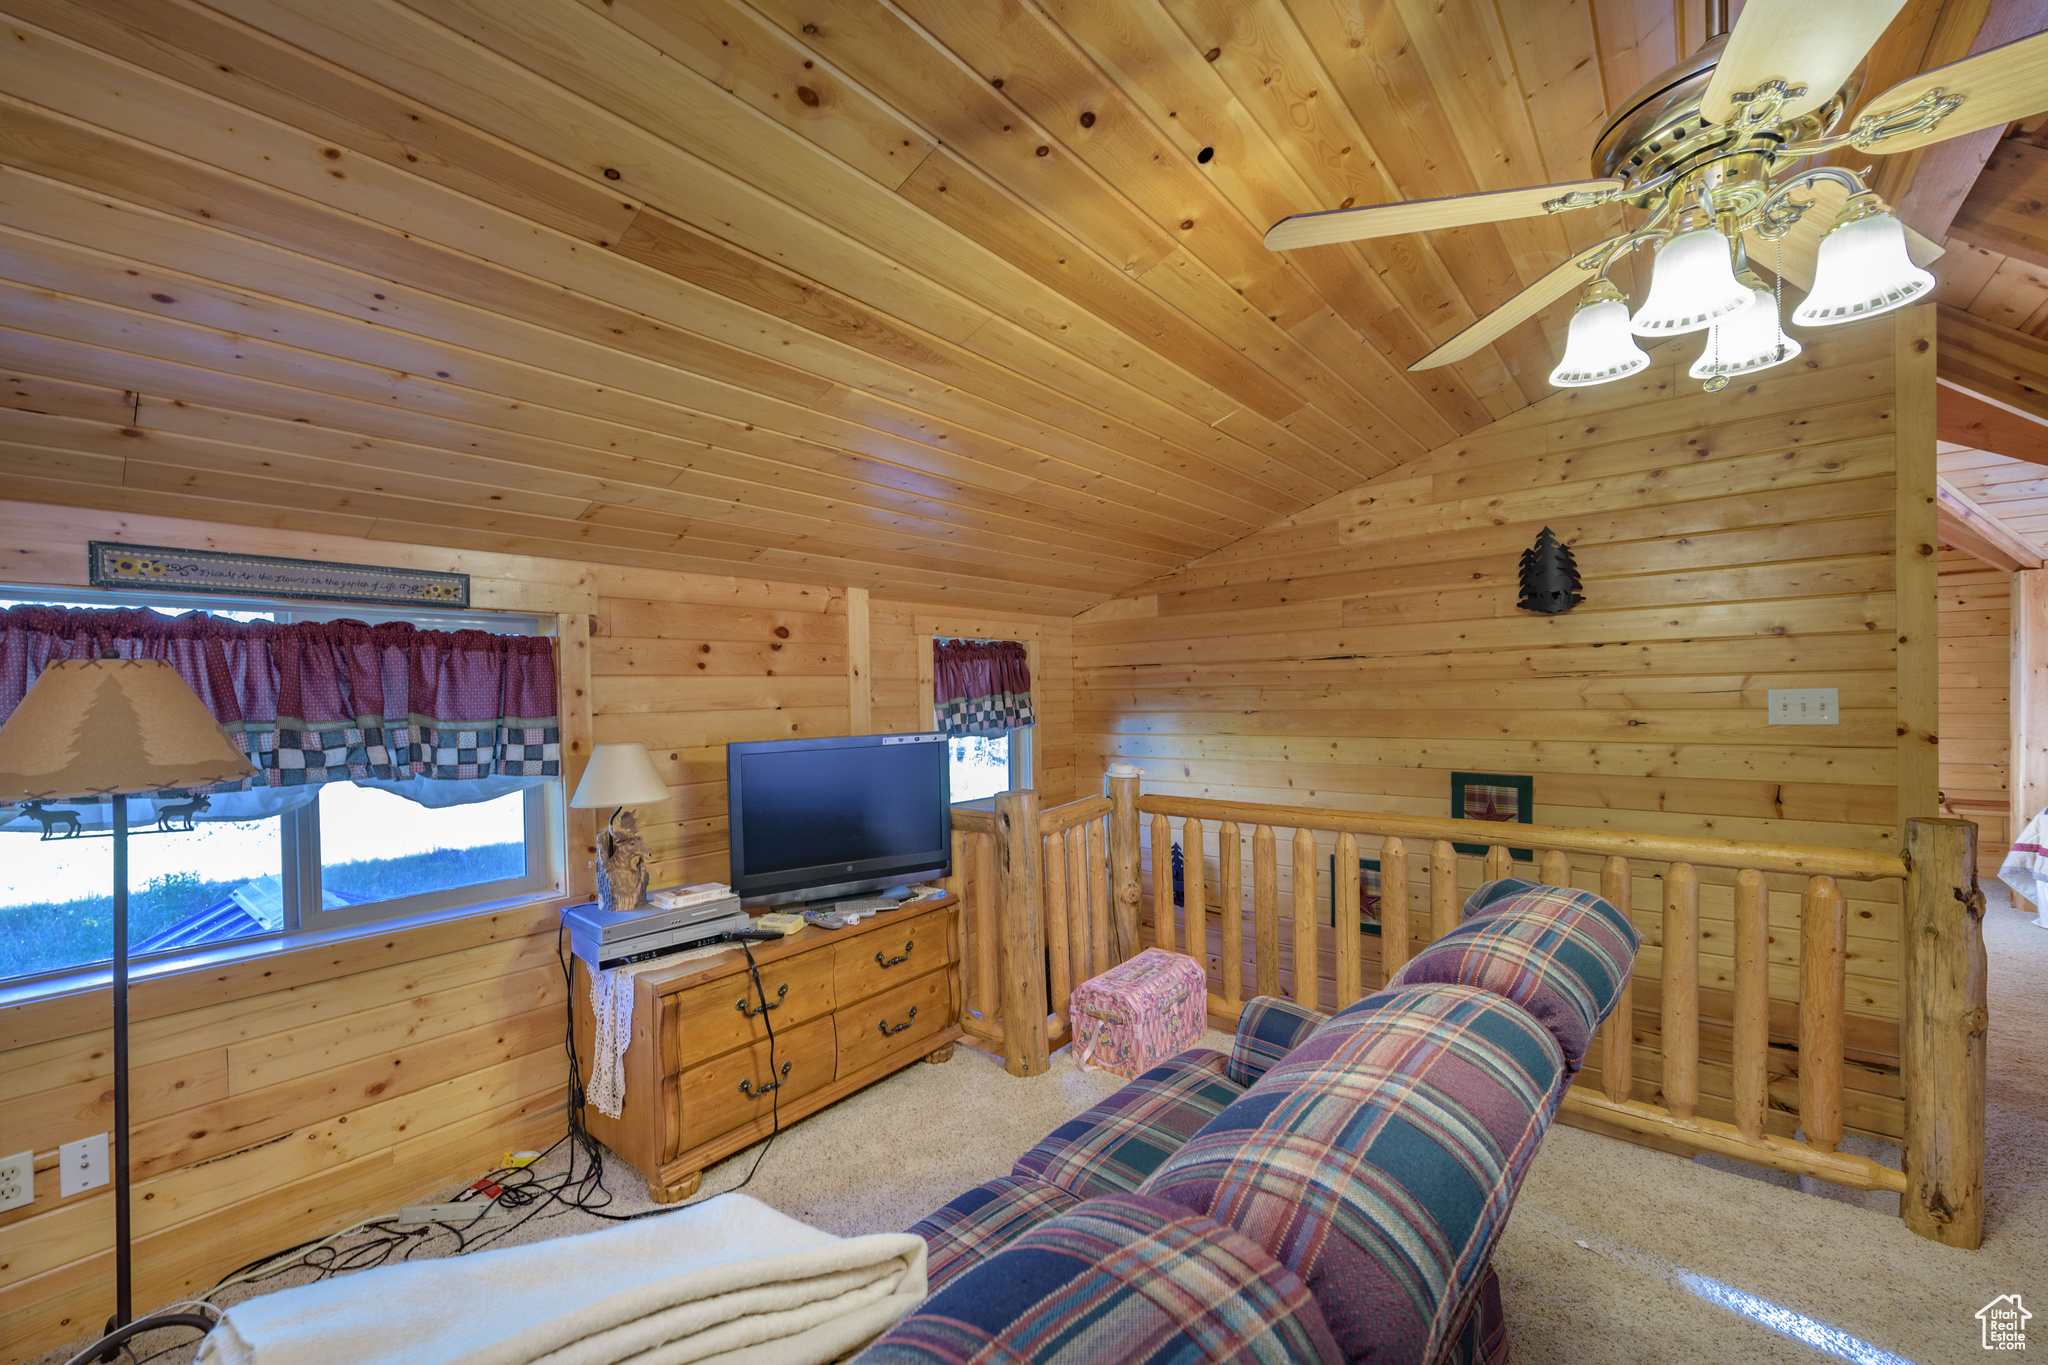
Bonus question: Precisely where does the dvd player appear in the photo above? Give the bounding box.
[564,895,750,971]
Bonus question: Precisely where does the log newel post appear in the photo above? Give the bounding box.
[1902,817,1987,1247]
[994,788,1050,1078]
[1107,766,1142,965]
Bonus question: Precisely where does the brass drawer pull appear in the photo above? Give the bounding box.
[875,940,914,969]
[739,1059,792,1098]
[736,982,788,1018]
[878,1005,918,1037]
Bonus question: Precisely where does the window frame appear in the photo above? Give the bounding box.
[0,584,563,985]
[917,619,1040,803]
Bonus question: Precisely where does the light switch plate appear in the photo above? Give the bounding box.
[0,1150,31,1214]
[1767,688,1839,726]
[59,1133,108,1197]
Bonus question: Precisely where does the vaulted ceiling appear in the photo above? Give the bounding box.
[0,0,2038,611]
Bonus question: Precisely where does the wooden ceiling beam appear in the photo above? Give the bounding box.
[1938,303,2048,442]
[1936,472,2046,569]
[1937,377,2048,467]
[1948,136,2048,272]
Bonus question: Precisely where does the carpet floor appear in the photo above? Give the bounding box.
[32,883,2046,1365]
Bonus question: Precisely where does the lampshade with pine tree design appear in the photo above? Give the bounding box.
[0,658,257,802]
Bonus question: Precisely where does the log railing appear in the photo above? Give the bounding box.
[955,770,1988,1248]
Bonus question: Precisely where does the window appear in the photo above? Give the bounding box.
[933,636,1034,804]
[0,591,555,985]
[949,732,1015,804]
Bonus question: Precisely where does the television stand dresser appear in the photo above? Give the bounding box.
[572,894,962,1202]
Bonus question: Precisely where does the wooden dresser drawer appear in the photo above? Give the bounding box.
[836,968,953,1076]
[663,948,836,1071]
[669,1013,836,1159]
[833,912,956,1003]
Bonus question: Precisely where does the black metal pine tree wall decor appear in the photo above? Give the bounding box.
[1518,526,1584,614]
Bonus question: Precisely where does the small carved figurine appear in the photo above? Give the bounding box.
[596,809,652,914]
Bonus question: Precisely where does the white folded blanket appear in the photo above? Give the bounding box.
[195,1194,927,1365]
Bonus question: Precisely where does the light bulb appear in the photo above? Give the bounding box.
[1631,227,1756,337]
[1791,192,1935,327]
[1690,271,1802,388]
[1550,279,1651,388]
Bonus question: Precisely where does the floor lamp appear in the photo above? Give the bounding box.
[0,657,257,1339]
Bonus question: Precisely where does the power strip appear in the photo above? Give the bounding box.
[395,1200,510,1227]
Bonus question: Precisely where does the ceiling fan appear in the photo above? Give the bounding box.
[1264,0,2048,391]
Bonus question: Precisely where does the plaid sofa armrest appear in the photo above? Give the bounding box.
[1228,995,1327,1086]
[859,1193,1342,1365]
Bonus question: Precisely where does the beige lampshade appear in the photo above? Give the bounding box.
[569,741,669,808]
[0,658,259,802]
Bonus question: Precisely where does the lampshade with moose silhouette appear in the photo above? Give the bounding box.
[0,657,257,803]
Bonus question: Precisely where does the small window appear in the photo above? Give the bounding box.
[948,733,1012,804]
[0,590,554,986]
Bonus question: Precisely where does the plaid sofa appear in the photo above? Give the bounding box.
[862,879,1638,1365]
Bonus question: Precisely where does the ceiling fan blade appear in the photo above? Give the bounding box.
[1699,0,1908,126]
[1264,180,1623,252]
[1853,29,2048,155]
[1406,244,1614,371]
[1741,177,1943,291]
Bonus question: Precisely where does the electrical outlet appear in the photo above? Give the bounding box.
[0,1151,32,1214]
[1767,688,1839,726]
[59,1133,108,1198]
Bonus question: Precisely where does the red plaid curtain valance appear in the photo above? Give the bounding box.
[0,606,560,799]
[932,638,1033,737]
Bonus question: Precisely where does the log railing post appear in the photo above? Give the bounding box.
[1598,856,1633,1103]
[1485,845,1513,882]
[1731,869,1771,1140]
[1292,827,1319,1010]
[993,789,1050,1078]
[1799,875,1846,1154]
[1107,764,1142,964]
[1043,831,1073,1025]
[1430,840,1458,941]
[1903,817,1987,1248]
[1219,821,1243,1011]
[1661,863,1699,1120]
[1335,831,1361,1006]
[1380,837,1410,985]
[1253,826,1279,999]
[1152,812,1176,953]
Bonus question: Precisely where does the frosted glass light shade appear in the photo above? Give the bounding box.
[570,742,669,808]
[1689,273,1801,384]
[1791,199,1935,327]
[1549,282,1650,388]
[1631,228,1755,337]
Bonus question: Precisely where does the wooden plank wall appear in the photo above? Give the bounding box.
[1078,316,1936,1144]
[1938,547,2012,876]
[0,500,1067,1359]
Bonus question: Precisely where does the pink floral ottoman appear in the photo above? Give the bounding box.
[1070,947,1209,1078]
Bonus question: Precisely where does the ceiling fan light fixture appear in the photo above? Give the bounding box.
[1690,270,1802,384]
[1549,279,1651,388]
[1630,227,1756,336]
[1790,191,1935,327]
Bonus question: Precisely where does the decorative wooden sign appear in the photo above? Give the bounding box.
[89,542,469,608]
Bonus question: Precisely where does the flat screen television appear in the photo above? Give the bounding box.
[726,732,952,907]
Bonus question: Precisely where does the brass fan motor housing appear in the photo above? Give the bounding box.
[1591,35,1863,196]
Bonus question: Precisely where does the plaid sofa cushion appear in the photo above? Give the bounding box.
[1444,1263,1509,1365]
[1228,995,1328,1086]
[1012,1048,1245,1201]
[908,1175,1082,1295]
[861,1192,1342,1365]
[1393,879,1641,1071]
[1141,984,1564,1365]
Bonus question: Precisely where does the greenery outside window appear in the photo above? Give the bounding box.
[0,591,555,986]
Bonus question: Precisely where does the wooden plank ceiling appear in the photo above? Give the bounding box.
[0,0,2032,611]
[0,0,1719,613]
